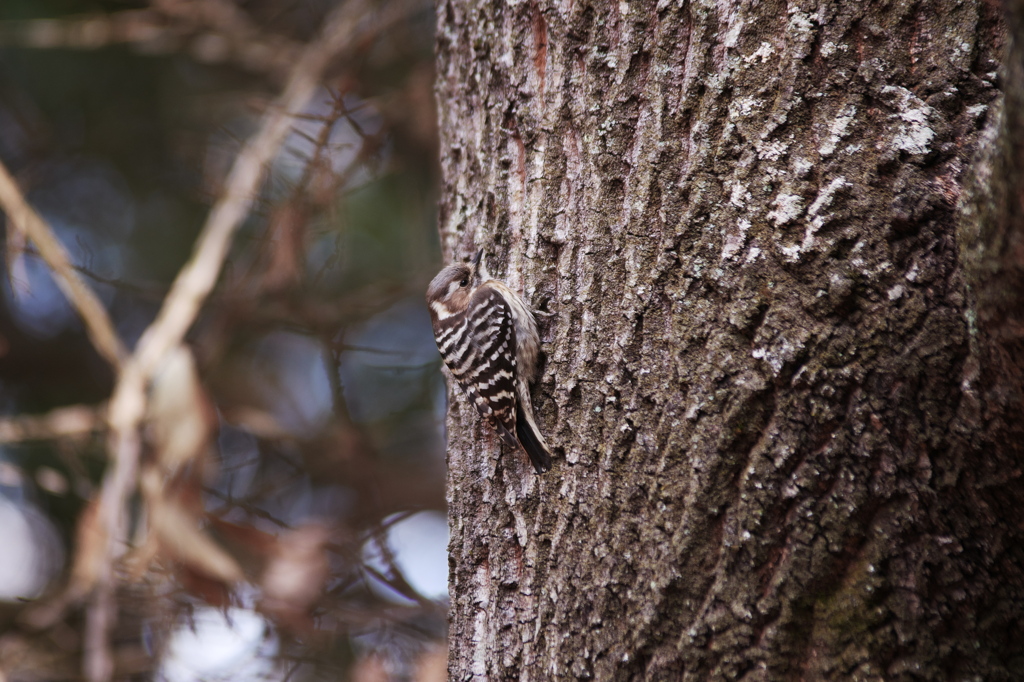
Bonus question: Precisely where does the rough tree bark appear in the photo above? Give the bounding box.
[435,0,1024,679]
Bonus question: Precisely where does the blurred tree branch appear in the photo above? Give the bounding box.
[0,161,127,368]
[86,1,422,680]
[0,0,442,678]
[0,6,302,79]
[130,0,388,379]
[0,404,105,444]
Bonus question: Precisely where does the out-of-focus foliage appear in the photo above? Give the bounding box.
[0,1,446,680]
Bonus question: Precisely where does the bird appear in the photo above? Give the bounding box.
[426,250,552,474]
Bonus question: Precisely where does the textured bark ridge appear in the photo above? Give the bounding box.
[436,0,1024,679]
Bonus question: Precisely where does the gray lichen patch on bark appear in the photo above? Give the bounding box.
[437,0,1023,679]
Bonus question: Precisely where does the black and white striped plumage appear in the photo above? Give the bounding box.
[426,252,552,474]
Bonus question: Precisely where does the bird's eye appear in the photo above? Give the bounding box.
[460,278,468,287]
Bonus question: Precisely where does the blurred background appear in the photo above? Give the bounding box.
[0,0,447,680]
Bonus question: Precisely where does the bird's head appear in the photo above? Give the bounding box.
[426,250,483,320]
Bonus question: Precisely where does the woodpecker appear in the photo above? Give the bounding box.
[426,251,552,474]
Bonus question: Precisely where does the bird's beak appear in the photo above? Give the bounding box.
[468,249,489,283]
[470,249,484,279]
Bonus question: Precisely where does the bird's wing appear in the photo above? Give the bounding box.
[440,286,519,448]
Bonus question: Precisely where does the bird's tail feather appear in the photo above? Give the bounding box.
[516,401,552,474]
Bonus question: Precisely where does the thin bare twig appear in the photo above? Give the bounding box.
[0,162,127,368]
[18,243,170,300]
[85,0,406,679]
[0,404,105,444]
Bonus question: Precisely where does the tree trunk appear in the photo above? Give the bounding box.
[435,0,1024,679]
